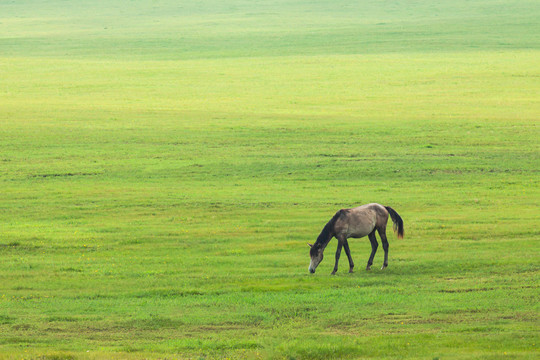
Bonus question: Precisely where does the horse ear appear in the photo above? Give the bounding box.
[307,243,313,248]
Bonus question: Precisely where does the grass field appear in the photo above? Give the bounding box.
[1,1,539,359]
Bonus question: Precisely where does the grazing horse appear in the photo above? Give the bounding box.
[308,203,404,274]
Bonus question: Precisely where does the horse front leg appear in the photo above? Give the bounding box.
[343,239,354,273]
[331,241,343,275]
[366,231,378,271]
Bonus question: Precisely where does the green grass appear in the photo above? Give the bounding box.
[1,0,539,359]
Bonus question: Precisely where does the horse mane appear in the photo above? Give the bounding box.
[311,210,344,255]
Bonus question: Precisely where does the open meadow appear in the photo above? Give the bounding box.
[1,1,539,359]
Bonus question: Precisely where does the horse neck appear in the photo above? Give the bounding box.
[315,232,333,251]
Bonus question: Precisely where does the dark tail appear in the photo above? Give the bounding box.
[385,206,404,239]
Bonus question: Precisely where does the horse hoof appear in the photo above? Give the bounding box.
[381,265,387,270]
[366,266,371,271]
[349,269,354,273]
[331,271,336,275]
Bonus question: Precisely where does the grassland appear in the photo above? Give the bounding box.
[0,1,539,359]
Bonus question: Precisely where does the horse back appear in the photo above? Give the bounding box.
[335,203,387,239]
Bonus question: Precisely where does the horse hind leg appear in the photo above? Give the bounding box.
[377,226,389,269]
[366,231,378,271]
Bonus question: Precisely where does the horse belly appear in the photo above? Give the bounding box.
[347,225,374,238]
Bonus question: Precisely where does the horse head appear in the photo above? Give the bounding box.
[308,243,323,273]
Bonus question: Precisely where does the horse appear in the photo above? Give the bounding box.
[308,203,404,274]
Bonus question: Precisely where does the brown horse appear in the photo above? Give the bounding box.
[308,203,404,274]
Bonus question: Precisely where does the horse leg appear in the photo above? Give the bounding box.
[343,239,354,273]
[378,226,389,269]
[331,240,343,275]
[366,231,378,271]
